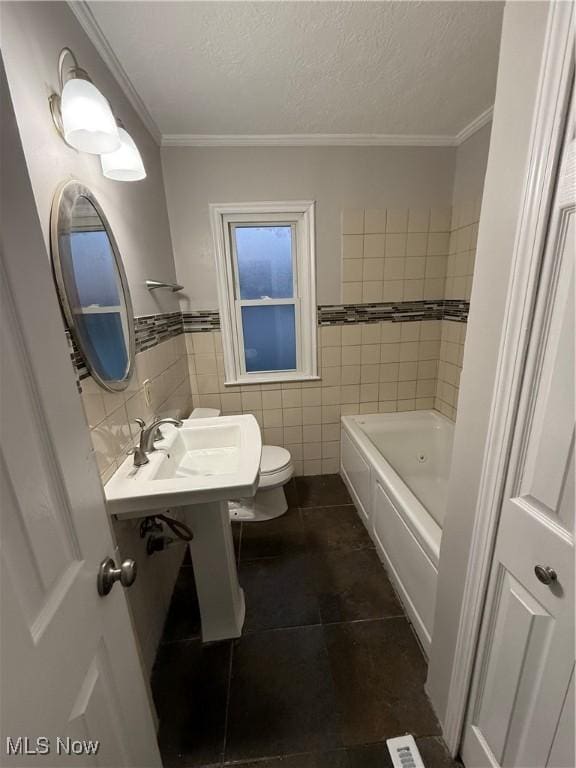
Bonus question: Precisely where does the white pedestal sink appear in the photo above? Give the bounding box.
[105,415,261,642]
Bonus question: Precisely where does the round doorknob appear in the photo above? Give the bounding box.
[97,557,138,596]
[534,565,557,585]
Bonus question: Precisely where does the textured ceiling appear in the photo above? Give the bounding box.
[87,0,504,138]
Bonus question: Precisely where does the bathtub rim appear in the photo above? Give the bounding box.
[341,410,450,567]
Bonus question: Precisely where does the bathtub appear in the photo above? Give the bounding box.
[340,410,454,655]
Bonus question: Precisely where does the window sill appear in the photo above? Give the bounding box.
[224,374,320,386]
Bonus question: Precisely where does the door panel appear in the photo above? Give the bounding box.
[1,306,79,589]
[557,441,574,532]
[517,215,574,517]
[68,644,129,767]
[0,65,161,767]
[1,277,160,767]
[475,567,556,764]
[1,307,82,641]
[547,669,575,768]
[462,75,574,768]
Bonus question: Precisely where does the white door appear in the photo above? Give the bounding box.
[461,92,575,767]
[0,65,162,767]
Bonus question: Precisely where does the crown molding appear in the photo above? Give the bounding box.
[161,133,457,148]
[161,109,493,147]
[67,1,161,144]
[455,106,494,145]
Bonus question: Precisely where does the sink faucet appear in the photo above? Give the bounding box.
[132,417,183,467]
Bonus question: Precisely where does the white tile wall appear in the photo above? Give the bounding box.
[445,197,482,301]
[341,207,450,304]
[83,334,192,481]
[434,196,481,418]
[435,320,467,421]
[186,321,439,476]
[341,198,481,424]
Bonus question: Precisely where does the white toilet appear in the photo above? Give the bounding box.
[188,408,294,522]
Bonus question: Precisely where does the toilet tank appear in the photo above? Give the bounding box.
[189,407,221,419]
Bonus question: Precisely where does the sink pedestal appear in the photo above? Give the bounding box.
[184,501,245,642]
[103,416,260,642]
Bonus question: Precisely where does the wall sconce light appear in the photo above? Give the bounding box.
[49,48,120,154]
[49,47,146,182]
[101,122,146,181]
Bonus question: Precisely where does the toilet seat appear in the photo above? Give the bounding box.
[260,445,292,474]
[259,445,293,489]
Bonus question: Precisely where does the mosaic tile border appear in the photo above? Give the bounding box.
[318,299,470,325]
[66,311,184,380]
[65,331,89,383]
[182,310,221,333]
[318,300,445,325]
[134,311,183,352]
[67,301,470,378]
[441,299,470,323]
[182,301,470,333]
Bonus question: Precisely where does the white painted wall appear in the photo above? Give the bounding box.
[1,1,185,675]
[161,145,456,308]
[426,0,551,728]
[1,0,177,317]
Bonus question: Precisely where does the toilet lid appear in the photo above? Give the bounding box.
[260,445,292,474]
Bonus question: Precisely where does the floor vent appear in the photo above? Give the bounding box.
[386,735,425,768]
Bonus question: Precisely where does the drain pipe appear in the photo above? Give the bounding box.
[141,512,194,556]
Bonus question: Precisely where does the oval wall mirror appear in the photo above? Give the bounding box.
[50,180,135,391]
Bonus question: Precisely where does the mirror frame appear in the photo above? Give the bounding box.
[50,180,136,392]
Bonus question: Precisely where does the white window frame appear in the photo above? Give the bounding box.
[210,201,318,385]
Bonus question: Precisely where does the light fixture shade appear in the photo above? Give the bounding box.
[101,127,146,181]
[61,77,120,154]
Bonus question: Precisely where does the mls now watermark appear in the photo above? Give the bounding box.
[6,737,100,757]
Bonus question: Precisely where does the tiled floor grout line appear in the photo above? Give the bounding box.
[159,635,201,647]
[317,600,346,752]
[240,615,409,635]
[158,614,409,647]
[238,545,376,565]
[161,613,410,645]
[222,746,350,767]
[299,503,356,510]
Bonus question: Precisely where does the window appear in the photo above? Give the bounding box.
[210,202,317,384]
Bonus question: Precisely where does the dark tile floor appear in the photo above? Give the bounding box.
[151,475,460,768]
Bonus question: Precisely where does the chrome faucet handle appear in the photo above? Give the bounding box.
[130,418,150,467]
[142,417,183,454]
